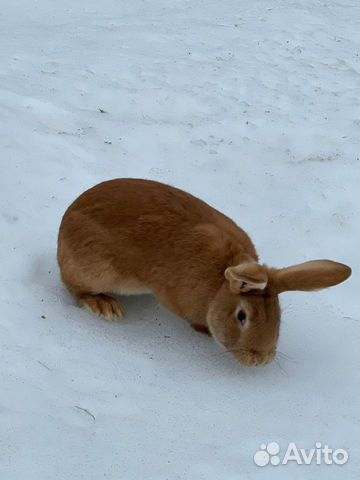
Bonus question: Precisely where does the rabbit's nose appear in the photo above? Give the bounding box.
[233,349,276,366]
[253,350,276,366]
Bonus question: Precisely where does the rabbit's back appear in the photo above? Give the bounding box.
[63,178,232,230]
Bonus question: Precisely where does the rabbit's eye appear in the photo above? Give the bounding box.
[237,309,247,326]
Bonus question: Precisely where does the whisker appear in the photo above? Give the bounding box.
[276,351,298,364]
[276,358,288,376]
[215,347,299,367]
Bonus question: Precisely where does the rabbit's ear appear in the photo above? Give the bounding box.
[225,262,268,293]
[270,260,351,293]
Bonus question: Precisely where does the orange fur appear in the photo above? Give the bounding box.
[57,179,351,366]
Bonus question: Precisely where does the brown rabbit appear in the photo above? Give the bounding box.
[57,178,351,366]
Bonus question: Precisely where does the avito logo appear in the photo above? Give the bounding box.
[253,442,349,467]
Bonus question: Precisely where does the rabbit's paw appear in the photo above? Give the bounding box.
[80,294,125,321]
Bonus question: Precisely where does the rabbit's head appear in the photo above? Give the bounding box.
[207,260,351,366]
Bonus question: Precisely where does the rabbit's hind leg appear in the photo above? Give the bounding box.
[78,293,125,321]
[59,255,125,321]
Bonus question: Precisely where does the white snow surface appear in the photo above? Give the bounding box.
[0,1,359,479]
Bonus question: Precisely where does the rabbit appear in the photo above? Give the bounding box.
[57,178,351,366]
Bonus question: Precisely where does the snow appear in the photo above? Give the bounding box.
[0,0,358,478]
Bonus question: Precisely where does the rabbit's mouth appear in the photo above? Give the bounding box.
[233,349,276,367]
